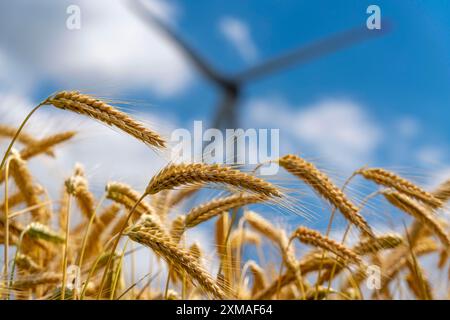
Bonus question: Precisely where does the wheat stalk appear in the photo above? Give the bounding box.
[407,176,450,249]
[279,154,373,237]
[26,222,65,244]
[0,124,54,156]
[167,185,203,208]
[244,210,297,269]
[13,272,61,289]
[254,254,341,300]
[19,131,76,160]
[244,210,306,297]
[317,234,404,286]
[230,229,261,249]
[8,151,49,223]
[382,190,450,248]
[353,234,404,255]
[247,261,267,297]
[45,91,166,148]
[15,253,41,273]
[189,242,202,261]
[380,238,438,293]
[244,211,285,247]
[145,163,281,198]
[357,168,442,208]
[105,182,153,218]
[126,215,227,299]
[0,186,43,212]
[432,179,450,203]
[185,193,267,229]
[65,168,95,220]
[291,227,362,265]
[215,213,229,273]
[405,260,433,300]
[170,215,186,244]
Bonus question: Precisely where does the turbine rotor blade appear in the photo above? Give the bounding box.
[128,0,227,86]
[235,23,391,83]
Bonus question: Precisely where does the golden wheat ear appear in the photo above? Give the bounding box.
[185,193,267,229]
[105,182,154,218]
[45,91,166,149]
[382,190,450,249]
[357,168,443,208]
[290,226,363,266]
[125,214,228,299]
[0,124,54,156]
[278,154,373,237]
[8,151,50,223]
[145,162,282,198]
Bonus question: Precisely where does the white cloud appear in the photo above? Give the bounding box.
[246,97,382,170]
[426,167,450,190]
[219,16,258,62]
[416,146,445,166]
[0,92,176,198]
[395,117,420,139]
[0,0,193,96]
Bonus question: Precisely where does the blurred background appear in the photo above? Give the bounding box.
[0,0,449,289]
[1,0,449,176]
[1,0,450,225]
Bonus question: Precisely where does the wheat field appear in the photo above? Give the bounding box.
[0,91,448,300]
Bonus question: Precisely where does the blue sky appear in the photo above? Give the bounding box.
[148,0,450,173]
[1,0,449,217]
[140,0,450,120]
[0,1,449,287]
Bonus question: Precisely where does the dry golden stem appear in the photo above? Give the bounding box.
[58,188,69,232]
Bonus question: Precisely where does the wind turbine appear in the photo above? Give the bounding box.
[128,0,389,131]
